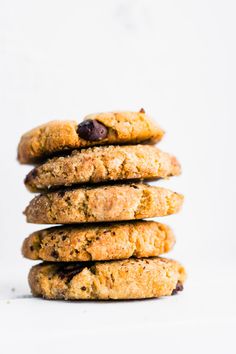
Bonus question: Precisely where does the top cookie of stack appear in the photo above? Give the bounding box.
[18,109,185,300]
[18,109,164,164]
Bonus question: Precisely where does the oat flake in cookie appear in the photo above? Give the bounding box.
[17,110,164,163]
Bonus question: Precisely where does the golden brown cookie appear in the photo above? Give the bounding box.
[28,257,186,300]
[22,221,175,262]
[24,145,181,192]
[17,110,164,164]
[24,183,184,224]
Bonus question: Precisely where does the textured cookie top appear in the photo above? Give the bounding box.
[17,110,164,164]
[28,257,186,300]
[24,183,184,224]
[25,145,181,192]
[22,221,175,262]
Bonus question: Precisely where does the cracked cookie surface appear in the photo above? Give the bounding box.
[28,257,186,300]
[25,145,181,192]
[22,221,175,261]
[17,110,164,164]
[24,183,184,224]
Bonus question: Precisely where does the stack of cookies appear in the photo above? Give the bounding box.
[18,110,186,300]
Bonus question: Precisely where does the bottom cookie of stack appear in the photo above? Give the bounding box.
[28,257,186,300]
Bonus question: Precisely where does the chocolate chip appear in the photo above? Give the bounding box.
[90,266,96,275]
[58,264,85,280]
[81,286,86,291]
[62,235,67,241]
[171,281,184,295]
[51,250,59,259]
[30,246,34,252]
[24,168,38,184]
[57,262,94,282]
[77,120,108,141]
[58,190,66,198]
[139,108,145,113]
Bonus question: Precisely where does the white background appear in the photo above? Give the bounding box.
[0,0,235,353]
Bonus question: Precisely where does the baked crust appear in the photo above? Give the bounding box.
[17,111,164,164]
[28,257,186,300]
[24,183,184,224]
[24,145,181,192]
[22,221,175,261]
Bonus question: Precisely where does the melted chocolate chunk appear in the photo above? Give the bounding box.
[58,190,66,198]
[57,262,95,282]
[77,120,108,141]
[171,281,184,295]
[131,184,139,189]
[24,168,38,184]
[51,250,59,259]
[139,108,145,113]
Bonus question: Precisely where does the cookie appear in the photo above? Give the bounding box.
[24,145,181,192]
[17,110,164,164]
[28,257,186,300]
[24,183,184,224]
[22,221,175,262]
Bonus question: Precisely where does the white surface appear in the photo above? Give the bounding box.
[0,0,236,353]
